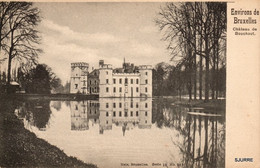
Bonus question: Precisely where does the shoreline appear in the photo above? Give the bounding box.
[174,98,226,114]
[153,96,226,114]
[0,97,97,168]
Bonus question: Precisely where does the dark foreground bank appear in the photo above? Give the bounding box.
[0,97,97,168]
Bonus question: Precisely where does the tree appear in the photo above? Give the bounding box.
[0,2,11,55]
[155,2,226,101]
[0,2,41,92]
[62,81,70,93]
[153,62,169,96]
[30,64,51,94]
[18,64,63,94]
[50,76,63,93]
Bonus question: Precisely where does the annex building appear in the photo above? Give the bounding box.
[70,60,152,98]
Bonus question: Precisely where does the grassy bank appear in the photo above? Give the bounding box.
[0,97,97,168]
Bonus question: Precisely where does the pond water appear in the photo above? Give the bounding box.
[14,98,225,168]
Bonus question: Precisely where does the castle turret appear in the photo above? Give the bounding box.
[99,63,113,97]
[70,62,89,94]
[99,60,104,68]
[138,65,152,97]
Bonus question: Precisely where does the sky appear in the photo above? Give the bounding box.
[35,2,170,84]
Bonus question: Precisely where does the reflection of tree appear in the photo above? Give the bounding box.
[17,100,51,130]
[152,98,165,128]
[152,98,185,129]
[64,101,70,107]
[173,114,224,168]
[52,101,62,111]
[152,99,225,167]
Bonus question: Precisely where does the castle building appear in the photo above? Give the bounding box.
[70,60,152,98]
[70,62,89,94]
[88,69,99,94]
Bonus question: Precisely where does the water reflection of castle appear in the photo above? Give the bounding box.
[70,98,152,135]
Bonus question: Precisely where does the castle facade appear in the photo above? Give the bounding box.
[70,60,152,98]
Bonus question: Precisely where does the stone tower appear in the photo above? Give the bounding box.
[138,65,153,97]
[70,62,89,94]
[99,63,113,97]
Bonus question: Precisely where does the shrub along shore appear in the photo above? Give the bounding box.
[0,96,97,168]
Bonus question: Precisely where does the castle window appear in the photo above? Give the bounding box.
[106,87,109,92]
[131,79,133,84]
[136,111,139,116]
[106,112,109,117]
[113,78,116,84]
[145,120,147,124]
[130,102,133,108]
[145,79,148,84]
[106,79,109,84]
[145,111,148,116]
[113,103,116,108]
[75,105,78,110]
[125,78,128,84]
[130,111,133,117]
[119,103,122,108]
[106,103,109,108]
[124,112,127,117]
[119,111,122,117]
[136,79,139,84]
[106,71,108,75]
[119,78,122,84]
[75,84,78,89]
[145,72,148,75]
[94,80,96,85]
[136,103,139,108]
[106,121,108,124]
[136,87,139,92]
[145,87,148,93]
[113,111,116,117]
[113,87,116,93]
[145,103,148,108]
[119,87,122,93]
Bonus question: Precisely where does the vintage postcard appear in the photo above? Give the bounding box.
[0,0,259,168]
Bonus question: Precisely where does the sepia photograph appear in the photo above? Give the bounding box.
[1,1,257,168]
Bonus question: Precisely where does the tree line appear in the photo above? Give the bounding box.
[0,2,63,94]
[155,2,226,101]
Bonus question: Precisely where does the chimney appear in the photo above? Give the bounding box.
[99,60,104,67]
